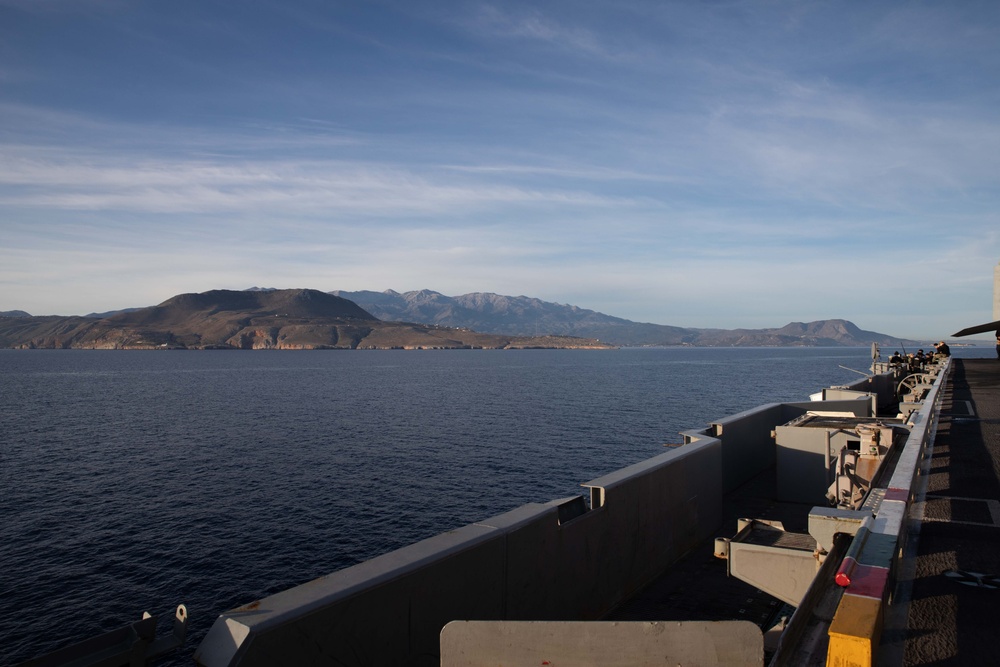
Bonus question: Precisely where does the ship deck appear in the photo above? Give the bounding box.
[606,358,1000,666]
[889,358,1000,666]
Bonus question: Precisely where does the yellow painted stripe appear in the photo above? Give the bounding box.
[827,594,883,667]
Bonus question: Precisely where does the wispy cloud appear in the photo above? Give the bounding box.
[465,4,630,60]
[0,148,628,216]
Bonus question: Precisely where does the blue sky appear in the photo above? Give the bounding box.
[1,0,998,339]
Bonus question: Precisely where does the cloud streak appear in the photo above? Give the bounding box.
[0,149,629,216]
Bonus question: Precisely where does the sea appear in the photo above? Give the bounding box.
[0,345,992,664]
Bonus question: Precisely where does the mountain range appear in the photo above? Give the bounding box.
[330,289,914,347]
[1,287,917,349]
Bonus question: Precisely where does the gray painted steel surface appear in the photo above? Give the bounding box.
[440,620,764,666]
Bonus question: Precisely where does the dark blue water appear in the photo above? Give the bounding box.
[0,346,990,663]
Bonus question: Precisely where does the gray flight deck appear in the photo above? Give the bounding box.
[888,359,1000,666]
[607,358,1000,667]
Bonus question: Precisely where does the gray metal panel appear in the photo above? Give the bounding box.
[726,529,820,606]
[440,620,764,667]
[774,425,848,504]
[703,402,784,493]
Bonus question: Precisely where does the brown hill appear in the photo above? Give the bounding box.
[0,289,612,350]
[118,288,375,324]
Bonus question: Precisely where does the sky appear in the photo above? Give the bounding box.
[1,1,999,339]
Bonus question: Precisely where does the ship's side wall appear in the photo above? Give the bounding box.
[704,403,784,492]
[196,389,880,667]
[196,439,724,667]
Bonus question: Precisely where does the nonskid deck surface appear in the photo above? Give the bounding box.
[895,359,1000,666]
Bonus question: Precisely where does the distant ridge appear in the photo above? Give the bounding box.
[331,289,913,347]
[0,289,609,350]
[0,310,31,318]
[85,307,143,318]
[330,289,690,344]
